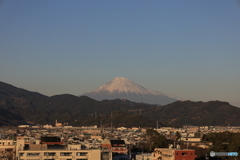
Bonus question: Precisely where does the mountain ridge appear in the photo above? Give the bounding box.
[1,81,240,126]
[0,81,46,98]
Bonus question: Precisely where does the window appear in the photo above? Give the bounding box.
[76,152,88,156]
[27,153,40,157]
[44,152,56,156]
[60,152,72,156]
[182,152,187,155]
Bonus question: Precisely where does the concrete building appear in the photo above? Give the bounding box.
[180,137,201,142]
[15,136,112,160]
[152,148,197,160]
[101,139,128,155]
[0,139,15,149]
[0,139,15,159]
[18,125,30,128]
[18,149,106,160]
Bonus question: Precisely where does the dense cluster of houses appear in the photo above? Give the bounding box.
[0,124,239,160]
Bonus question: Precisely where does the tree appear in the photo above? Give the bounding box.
[145,128,168,151]
[202,132,240,160]
[153,134,168,148]
[175,131,181,141]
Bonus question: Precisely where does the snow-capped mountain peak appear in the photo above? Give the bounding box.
[82,77,177,105]
[87,77,161,95]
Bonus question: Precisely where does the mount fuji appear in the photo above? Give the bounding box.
[82,77,177,105]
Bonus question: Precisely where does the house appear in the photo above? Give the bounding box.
[152,148,197,160]
[102,139,128,155]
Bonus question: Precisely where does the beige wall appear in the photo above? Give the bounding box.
[152,148,174,160]
[18,149,110,160]
[181,137,201,142]
[0,140,14,146]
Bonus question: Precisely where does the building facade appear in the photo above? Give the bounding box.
[101,139,128,155]
[18,149,104,160]
[152,148,197,160]
[15,136,112,160]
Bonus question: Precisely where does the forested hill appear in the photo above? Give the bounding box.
[0,81,240,127]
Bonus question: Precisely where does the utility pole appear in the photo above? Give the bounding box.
[111,121,113,133]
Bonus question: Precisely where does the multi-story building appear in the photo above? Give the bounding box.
[0,139,15,151]
[152,148,197,160]
[0,139,15,159]
[101,139,128,155]
[18,149,110,160]
[15,136,112,160]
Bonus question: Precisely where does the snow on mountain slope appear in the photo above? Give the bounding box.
[82,77,177,105]
[87,77,161,95]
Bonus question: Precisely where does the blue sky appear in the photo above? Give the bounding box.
[1,0,240,106]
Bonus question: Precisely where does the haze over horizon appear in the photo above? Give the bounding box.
[1,1,240,107]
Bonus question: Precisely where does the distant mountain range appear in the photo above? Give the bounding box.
[83,77,176,105]
[1,80,240,126]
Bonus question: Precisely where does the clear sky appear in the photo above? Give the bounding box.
[1,0,240,107]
